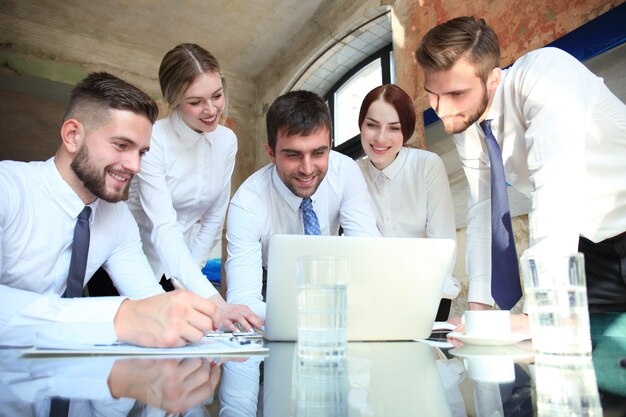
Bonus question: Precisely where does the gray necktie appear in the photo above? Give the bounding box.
[49,397,70,417]
[64,206,92,298]
[52,206,91,415]
[480,120,522,309]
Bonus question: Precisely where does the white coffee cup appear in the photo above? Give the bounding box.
[464,355,516,383]
[463,310,511,339]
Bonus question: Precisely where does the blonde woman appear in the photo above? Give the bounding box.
[127,43,262,332]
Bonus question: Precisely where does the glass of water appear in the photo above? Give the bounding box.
[520,252,592,355]
[296,256,348,361]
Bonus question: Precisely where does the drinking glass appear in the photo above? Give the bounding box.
[521,253,591,355]
[296,256,348,361]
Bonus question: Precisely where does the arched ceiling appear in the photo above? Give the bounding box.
[0,0,387,98]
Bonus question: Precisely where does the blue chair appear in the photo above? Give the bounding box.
[202,258,222,291]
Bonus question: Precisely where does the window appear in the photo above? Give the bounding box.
[327,44,394,158]
[290,11,393,159]
[334,59,382,147]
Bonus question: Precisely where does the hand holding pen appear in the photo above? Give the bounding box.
[114,290,216,348]
[171,277,265,334]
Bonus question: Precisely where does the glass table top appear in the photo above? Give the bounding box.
[1,336,624,416]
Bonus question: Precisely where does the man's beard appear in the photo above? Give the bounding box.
[283,168,327,199]
[71,144,127,203]
[442,83,490,134]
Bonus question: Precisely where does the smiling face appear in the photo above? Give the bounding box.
[360,98,404,170]
[265,127,331,198]
[423,58,499,134]
[177,71,225,133]
[69,109,151,203]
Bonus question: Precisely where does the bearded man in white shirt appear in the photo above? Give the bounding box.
[0,72,219,348]
[415,16,626,330]
[225,90,381,319]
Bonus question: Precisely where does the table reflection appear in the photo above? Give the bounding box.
[448,343,534,417]
[1,335,624,416]
[263,342,453,417]
[219,356,263,417]
[294,356,349,417]
[534,354,602,417]
[0,350,230,417]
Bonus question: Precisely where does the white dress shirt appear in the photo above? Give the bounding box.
[0,158,163,347]
[454,47,626,305]
[226,150,381,318]
[127,111,237,298]
[357,147,459,298]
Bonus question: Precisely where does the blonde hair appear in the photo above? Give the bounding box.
[158,43,227,112]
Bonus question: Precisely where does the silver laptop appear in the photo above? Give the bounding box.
[264,235,456,341]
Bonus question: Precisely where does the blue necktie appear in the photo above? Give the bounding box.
[64,206,92,298]
[481,120,522,309]
[300,198,321,235]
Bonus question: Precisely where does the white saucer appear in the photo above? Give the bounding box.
[449,344,534,360]
[447,331,531,346]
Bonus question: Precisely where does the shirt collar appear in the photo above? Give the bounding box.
[43,157,100,222]
[366,146,408,181]
[170,110,205,147]
[271,165,321,213]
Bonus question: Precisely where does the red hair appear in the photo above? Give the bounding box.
[358,84,416,144]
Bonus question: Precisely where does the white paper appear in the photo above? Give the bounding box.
[25,334,268,356]
[417,338,454,349]
[432,321,457,331]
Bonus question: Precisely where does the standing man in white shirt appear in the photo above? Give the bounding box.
[415,16,626,327]
[225,90,381,318]
[0,72,218,348]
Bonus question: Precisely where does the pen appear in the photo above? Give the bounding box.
[170,276,186,290]
[230,336,252,345]
[171,276,265,336]
[229,334,263,346]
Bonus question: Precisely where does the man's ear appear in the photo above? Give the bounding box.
[60,119,84,154]
[487,67,502,96]
[265,143,276,163]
